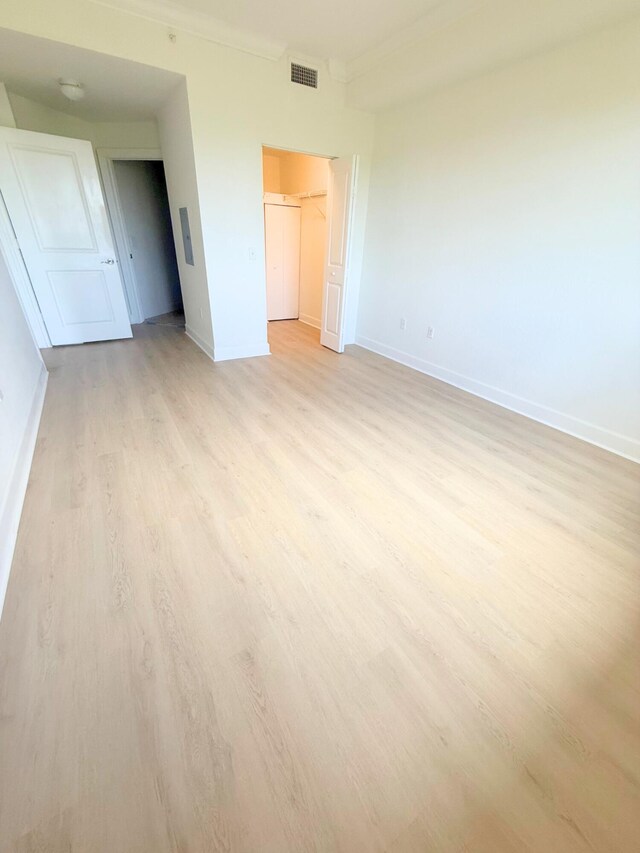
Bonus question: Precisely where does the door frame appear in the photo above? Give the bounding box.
[96,147,162,325]
[260,144,359,350]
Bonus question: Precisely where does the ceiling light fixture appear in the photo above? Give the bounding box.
[59,79,85,101]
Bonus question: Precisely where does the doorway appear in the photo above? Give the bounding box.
[99,150,183,327]
[261,146,356,353]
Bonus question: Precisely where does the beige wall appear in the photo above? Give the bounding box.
[298,196,326,328]
[262,153,281,192]
[280,152,328,195]
[262,149,329,195]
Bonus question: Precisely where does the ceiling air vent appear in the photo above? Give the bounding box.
[291,62,318,89]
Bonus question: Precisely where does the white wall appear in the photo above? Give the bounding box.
[358,18,640,460]
[157,80,213,353]
[184,51,372,361]
[0,244,47,618]
[8,91,159,148]
[113,159,181,319]
[0,4,374,362]
[0,83,16,128]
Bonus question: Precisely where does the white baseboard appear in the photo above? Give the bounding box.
[214,341,271,362]
[0,364,48,620]
[355,335,640,463]
[186,327,271,363]
[298,314,321,330]
[185,325,215,360]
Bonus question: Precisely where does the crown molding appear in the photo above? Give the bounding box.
[89,0,287,61]
[346,0,488,81]
[89,0,490,88]
[88,0,352,81]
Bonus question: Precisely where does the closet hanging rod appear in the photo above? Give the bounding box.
[288,190,327,199]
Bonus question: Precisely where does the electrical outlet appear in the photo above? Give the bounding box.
[427,326,434,340]
[400,317,407,331]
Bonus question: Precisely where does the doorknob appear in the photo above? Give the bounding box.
[101,258,115,265]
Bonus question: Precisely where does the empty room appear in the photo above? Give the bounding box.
[0,1,638,851]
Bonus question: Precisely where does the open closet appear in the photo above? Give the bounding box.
[262,147,329,329]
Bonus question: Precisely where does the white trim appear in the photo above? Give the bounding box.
[355,335,640,463]
[321,154,358,354]
[0,363,48,621]
[97,147,163,326]
[0,190,50,348]
[298,313,321,330]
[214,341,271,362]
[185,325,215,360]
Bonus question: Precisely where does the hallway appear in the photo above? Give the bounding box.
[0,321,638,851]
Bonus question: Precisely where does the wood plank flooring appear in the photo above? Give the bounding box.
[0,319,638,852]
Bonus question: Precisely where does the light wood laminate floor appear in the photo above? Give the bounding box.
[0,320,638,852]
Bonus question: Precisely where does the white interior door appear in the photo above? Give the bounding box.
[0,126,132,345]
[265,202,300,321]
[321,156,356,353]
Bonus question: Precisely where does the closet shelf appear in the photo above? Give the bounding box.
[288,190,327,199]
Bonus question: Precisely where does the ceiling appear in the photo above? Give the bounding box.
[2,0,639,118]
[95,0,640,83]
[160,0,444,63]
[0,28,183,121]
[348,0,640,110]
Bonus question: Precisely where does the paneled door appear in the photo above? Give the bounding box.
[321,156,356,353]
[264,202,301,321]
[0,126,132,345]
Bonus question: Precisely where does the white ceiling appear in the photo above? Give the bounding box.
[0,28,183,121]
[95,0,640,79]
[2,0,640,118]
[348,0,640,110]
[165,0,444,63]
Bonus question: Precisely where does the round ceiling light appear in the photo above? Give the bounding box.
[59,79,85,101]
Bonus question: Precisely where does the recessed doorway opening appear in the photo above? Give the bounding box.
[99,151,184,329]
[261,145,356,353]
